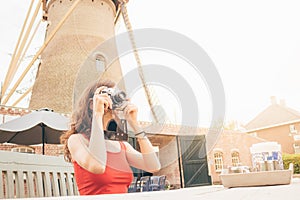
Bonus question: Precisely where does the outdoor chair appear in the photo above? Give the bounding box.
[128,177,138,193]
[149,175,166,191]
[148,176,160,191]
[158,175,167,190]
[136,176,151,192]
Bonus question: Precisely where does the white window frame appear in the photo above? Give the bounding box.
[231,151,240,167]
[214,151,224,172]
[290,124,297,134]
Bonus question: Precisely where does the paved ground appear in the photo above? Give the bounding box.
[16,178,300,200]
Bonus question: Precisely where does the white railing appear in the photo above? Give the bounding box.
[0,150,78,198]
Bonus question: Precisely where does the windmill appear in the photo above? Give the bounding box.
[0,1,215,186]
[1,0,163,123]
[30,0,126,113]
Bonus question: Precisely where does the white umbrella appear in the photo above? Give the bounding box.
[0,109,70,154]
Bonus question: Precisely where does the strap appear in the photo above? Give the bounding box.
[119,141,127,151]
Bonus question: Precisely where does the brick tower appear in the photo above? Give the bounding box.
[29,0,125,113]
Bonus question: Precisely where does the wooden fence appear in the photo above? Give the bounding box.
[0,150,78,198]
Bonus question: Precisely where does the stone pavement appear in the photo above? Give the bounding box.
[15,178,300,200]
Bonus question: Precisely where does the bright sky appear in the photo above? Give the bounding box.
[1,0,300,127]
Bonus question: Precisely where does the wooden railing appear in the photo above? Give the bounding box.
[0,151,78,198]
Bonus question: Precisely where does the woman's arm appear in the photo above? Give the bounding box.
[123,104,161,172]
[124,140,161,173]
[68,87,112,174]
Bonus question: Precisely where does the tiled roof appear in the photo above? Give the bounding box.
[0,105,30,116]
[137,121,208,136]
[245,103,300,131]
[0,106,211,136]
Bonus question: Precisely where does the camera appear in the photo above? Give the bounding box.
[101,88,128,110]
[104,130,128,141]
[105,119,128,141]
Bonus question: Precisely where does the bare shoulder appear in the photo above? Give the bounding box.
[123,141,136,151]
[68,134,88,147]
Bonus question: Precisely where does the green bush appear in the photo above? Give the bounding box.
[282,154,300,174]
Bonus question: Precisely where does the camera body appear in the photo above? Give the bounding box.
[101,88,127,110]
[101,88,129,141]
[104,130,128,141]
[105,119,128,141]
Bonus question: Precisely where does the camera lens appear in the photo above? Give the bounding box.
[112,91,126,104]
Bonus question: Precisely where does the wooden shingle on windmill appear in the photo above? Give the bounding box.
[245,96,300,154]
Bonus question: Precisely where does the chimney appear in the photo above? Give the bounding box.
[280,99,286,107]
[270,96,277,105]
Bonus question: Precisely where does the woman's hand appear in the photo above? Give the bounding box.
[118,0,129,4]
[123,103,139,129]
[93,87,113,116]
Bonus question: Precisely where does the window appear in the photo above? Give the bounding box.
[290,125,297,134]
[95,54,106,72]
[214,151,223,172]
[231,151,240,167]
[294,135,300,147]
[294,136,300,153]
[11,146,35,154]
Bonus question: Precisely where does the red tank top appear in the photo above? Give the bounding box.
[73,141,133,195]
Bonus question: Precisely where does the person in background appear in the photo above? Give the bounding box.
[60,79,161,195]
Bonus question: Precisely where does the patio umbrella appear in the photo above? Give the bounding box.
[0,109,70,154]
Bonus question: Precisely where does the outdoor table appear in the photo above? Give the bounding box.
[11,178,300,200]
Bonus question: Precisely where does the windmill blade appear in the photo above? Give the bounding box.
[120,1,167,123]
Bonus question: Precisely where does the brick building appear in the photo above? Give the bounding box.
[0,105,277,186]
[4,97,299,186]
[245,97,300,154]
[207,130,266,184]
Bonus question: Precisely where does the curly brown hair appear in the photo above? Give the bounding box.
[60,79,115,162]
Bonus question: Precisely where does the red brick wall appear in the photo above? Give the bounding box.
[148,135,181,189]
[252,123,299,154]
[207,131,265,184]
[0,144,63,156]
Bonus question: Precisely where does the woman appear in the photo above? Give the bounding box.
[60,79,161,195]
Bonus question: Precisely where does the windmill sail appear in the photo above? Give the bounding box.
[120,2,167,123]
